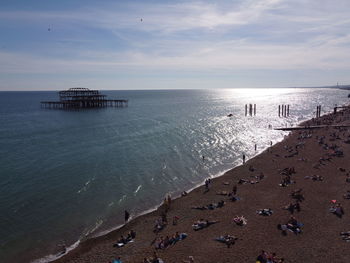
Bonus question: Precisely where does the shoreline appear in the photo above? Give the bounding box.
[45,106,350,262]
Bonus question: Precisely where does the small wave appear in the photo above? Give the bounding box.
[118,195,127,204]
[134,185,142,195]
[77,178,95,194]
[84,219,103,237]
[31,240,80,263]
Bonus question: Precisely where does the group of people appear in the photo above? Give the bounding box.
[330,202,345,218]
[112,112,350,262]
[304,174,324,181]
[153,215,168,233]
[215,234,237,248]
[232,215,247,226]
[113,230,136,248]
[142,252,164,263]
[192,219,218,230]
[277,215,303,235]
[256,250,284,263]
[256,208,273,216]
[153,232,187,249]
[279,167,296,187]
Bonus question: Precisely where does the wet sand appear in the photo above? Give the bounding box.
[54,107,350,263]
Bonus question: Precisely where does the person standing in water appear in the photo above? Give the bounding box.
[242,154,246,164]
[124,210,130,223]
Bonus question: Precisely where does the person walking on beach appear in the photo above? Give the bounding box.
[255,144,257,151]
[124,210,130,223]
[242,154,246,164]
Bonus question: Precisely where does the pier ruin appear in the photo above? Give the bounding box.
[41,88,128,109]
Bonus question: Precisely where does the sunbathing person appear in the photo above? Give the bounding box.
[217,200,225,207]
[279,175,295,187]
[238,178,249,184]
[330,203,344,218]
[256,250,284,263]
[343,191,350,199]
[229,194,241,202]
[255,172,265,180]
[346,176,350,183]
[192,219,219,230]
[277,216,303,235]
[256,250,268,263]
[215,234,238,248]
[113,233,135,248]
[232,216,247,226]
[256,208,273,216]
[340,231,350,241]
[192,201,225,210]
[312,175,323,181]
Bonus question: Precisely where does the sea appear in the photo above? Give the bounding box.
[0,88,348,263]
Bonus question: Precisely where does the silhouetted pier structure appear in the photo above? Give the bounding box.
[41,88,128,109]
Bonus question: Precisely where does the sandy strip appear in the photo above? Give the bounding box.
[53,107,350,263]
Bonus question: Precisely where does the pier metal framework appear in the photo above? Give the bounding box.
[41,88,128,109]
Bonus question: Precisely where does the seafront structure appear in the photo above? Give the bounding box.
[41,88,128,109]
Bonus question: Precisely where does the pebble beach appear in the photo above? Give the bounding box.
[52,106,350,263]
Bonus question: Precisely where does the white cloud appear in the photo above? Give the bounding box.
[1,0,350,89]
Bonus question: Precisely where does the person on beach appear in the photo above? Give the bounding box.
[163,197,170,212]
[182,256,195,263]
[173,216,179,225]
[232,184,237,195]
[124,210,130,223]
[243,154,246,164]
[330,203,344,218]
[256,250,268,263]
[204,178,211,192]
[255,144,257,151]
[112,256,122,263]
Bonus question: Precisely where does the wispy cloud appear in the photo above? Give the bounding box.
[0,0,350,89]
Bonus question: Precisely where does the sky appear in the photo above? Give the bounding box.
[0,0,350,90]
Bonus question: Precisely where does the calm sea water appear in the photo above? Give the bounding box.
[0,88,348,262]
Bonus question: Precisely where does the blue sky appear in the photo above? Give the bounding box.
[1,0,350,90]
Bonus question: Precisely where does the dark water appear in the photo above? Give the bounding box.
[0,88,348,262]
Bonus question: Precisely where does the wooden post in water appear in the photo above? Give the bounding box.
[319,105,321,117]
[281,104,284,117]
[254,104,256,116]
[284,105,287,117]
[316,105,321,118]
[278,105,281,117]
[245,104,247,116]
[287,105,290,117]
